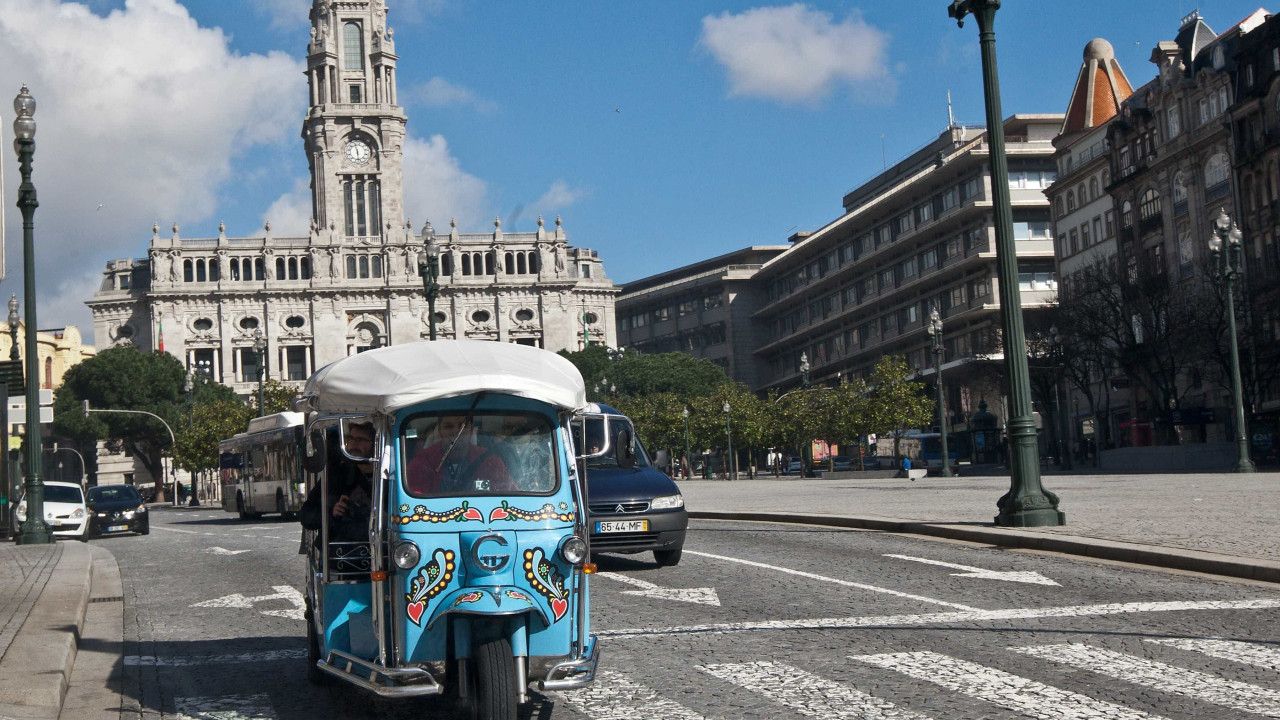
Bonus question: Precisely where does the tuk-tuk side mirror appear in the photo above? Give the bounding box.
[301,428,327,473]
[616,428,637,469]
[653,449,670,471]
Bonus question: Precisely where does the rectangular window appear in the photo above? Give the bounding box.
[350,85,362,103]
[118,274,131,290]
[900,257,917,278]
[1069,229,1079,254]
[1104,210,1115,237]
[916,202,933,224]
[961,176,981,200]
[346,256,357,279]
[879,268,895,290]
[679,299,697,316]
[286,346,308,381]
[940,187,959,212]
[875,225,891,247]
[1093,217,1103,247]
[580,264,590,278]
[1167,107,1180,138]
[1080,222,1090,249]
[704,292,723,309]
[240,348,261,383]
[1200,97,1210,125]
[921,248,937,270]
[949,285,967,308]
[895,213,912,236]
[343,181,355,236]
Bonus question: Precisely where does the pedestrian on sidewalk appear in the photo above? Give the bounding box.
[896,456,911,479]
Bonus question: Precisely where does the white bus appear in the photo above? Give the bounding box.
[218,412,306,519]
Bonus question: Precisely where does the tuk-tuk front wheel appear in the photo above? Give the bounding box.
[305,605,331,686]
[472,636,517,720]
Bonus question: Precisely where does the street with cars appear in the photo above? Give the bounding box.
[92,502,1280,720]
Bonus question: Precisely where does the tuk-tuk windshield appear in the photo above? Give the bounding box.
[400,411,559,497]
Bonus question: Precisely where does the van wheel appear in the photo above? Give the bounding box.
[276,490,296,520]
[654,548,682,566]
[473,636,517,720]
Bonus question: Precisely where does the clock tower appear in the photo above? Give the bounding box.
[303,0,407,243]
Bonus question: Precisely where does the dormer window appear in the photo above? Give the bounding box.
[343,23,363,71]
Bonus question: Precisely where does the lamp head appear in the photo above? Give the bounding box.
[682,406,689,419]
[6,293,17,329]
[1213,208,1232,234]
[1229,224,1243,247]
[12,85,35,143]
[1208,234,1223,255]
[252,327,265,350]
[799,352,809,373]
[723,401,730,413]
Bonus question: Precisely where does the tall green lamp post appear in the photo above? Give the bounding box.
[723,401,735,480]
[418,221,441,340]
[252,328,266,418]
[1209,209,1257,473]
[682,406,691,479]
[927,307,955,477]
[185,371,199,506]
[13,85,50,544]
[948,0,1063,526]
[800,352,815,477]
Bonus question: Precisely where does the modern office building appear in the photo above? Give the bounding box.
[616,246,788,388]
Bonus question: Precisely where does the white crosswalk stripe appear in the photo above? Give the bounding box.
[1146,636,1280,670]
[699,660,933,719]
[557,669,709,720]
[1014,643,1280,718]
[174,693,276,720]
[850,650,1165,720]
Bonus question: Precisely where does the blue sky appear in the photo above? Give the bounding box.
[0,0,1269,339]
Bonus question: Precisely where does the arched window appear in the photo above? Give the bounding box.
[528,252,539,273]
[346,256,357,279]
[275,258,286,280]
[1055,197,1064,217]
[1139,188,1161,220]
[371,255,382,278]
[43,357,52,389]
[183,259,193,283]
[288,257,298,280]
[517,253,527,274]
[485,251,495,275]
[343,23,363,71]
[441,253,453,276]
[1173,172,1188,204]
[241,259,253,282]
[300,257,311,279]
[1089,177,1099,199]
[505,252,514,273]
[1066,189,1076,211]
[461,254,472,276]
[1206,152,1231,188]
[209,260,219,282]
[254,258,265,281]
[1121,200,1134,228]
[359,255,369,279]
[195,259,206,283]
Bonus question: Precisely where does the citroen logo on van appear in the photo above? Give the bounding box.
[471,534,510,572]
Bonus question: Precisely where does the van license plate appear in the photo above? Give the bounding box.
[108,525,128,532]
[596,520,648,533]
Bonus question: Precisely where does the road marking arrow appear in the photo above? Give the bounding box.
[205,547,251,556]
[192,585,306,619]
[883,554,1060,586]
[597,572,721,606]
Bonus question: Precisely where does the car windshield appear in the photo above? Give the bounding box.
[574,416,651,470]
[88,486,141,503]
[400,411,559,498]
[44,485,84,504]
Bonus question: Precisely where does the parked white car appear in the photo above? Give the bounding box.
[14,481,89,540]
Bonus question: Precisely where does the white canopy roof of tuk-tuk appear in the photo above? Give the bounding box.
[297,340,588,416]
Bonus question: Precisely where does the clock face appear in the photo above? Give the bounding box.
[345,140,371,165]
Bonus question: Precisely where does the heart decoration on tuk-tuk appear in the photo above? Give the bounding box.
[405,548,456,625]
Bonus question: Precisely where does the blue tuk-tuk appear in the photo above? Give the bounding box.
[295,341,603,718]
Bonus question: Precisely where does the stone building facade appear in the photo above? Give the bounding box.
[86,0,616,401]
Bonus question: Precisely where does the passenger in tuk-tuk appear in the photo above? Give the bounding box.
[405,414,514,495]
[300,421,375,542]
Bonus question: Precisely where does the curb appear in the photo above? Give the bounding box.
[689,510,1280,584]
[0,542,93,719]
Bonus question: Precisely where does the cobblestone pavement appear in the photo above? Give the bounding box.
[678,471,1280,562]
[96,505,1280,720]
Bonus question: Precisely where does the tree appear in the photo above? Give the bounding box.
[558,348,728,401]
[254,379,299,417]
[53,348,187,500]
[174,399,254,475]
[867,355,934,459]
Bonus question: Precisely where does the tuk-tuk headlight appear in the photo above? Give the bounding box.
[392,540,421,570]
[650,493,684,510]
[559,536,588,565]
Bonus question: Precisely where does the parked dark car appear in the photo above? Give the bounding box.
[87,484,149,537]
[575,404,687,566]
[831,455,854,471]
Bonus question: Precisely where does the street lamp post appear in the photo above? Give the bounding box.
[418,221,441,340]
[83,402,177,506]
[948,1,1063,526]
[682,406,691,480]
[1048,326,1072,471]
[1209,209,1257,473]
[799,352,814,477]
[253,328,266,418]
[927,307,955,477]
[13,86,50,544]
[185,372,199,505]
[723,401,735,480]
[7,295,18,361]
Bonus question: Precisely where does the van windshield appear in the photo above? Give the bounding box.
[400,411,559,498]
[573,416,651,470]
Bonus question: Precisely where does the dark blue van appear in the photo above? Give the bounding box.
[574,404,688,566]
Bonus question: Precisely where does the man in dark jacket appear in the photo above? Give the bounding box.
[300,422,375,542]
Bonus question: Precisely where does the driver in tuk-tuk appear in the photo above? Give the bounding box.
[300,421,375,542]
[405,414,515,495]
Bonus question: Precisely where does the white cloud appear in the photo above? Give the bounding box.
[261,177,314,237]
[699,4,893,105]
[401,134,489,230]
[256,0,447,30]
[534,180,585,212]
[407,77,496,113]
[0,0,304,340]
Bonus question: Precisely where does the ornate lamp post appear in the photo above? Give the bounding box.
[682,406,691,479]
[948,1,1063,526]
[723,401,735,480]
[1048,325,1072,471]
[13,86,50,544]
[1209,209,1257,473]
[7,295,18,361]
[252,328,266,418]
[417,221,441,340]
[927,307,955,477]
[184,372,199,505]
[799,352,814,477]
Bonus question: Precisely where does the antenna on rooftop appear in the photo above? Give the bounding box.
[947,90,955,128]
